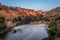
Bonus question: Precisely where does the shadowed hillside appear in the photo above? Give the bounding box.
[0,3,60,27]
[0,3,60,40]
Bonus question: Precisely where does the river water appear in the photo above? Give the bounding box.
[4,24,48,40]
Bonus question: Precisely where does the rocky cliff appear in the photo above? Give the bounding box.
[0,3,60,27]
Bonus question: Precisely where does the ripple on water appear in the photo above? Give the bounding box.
[4,24,48,40]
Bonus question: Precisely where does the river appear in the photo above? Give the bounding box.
[4,24,48,40]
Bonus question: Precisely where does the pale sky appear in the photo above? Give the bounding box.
[0,0,60,11]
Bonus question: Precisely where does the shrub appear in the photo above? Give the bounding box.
[56,30,60,37]
[0,16,10,38]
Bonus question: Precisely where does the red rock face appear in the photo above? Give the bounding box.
[0,3,46,18]
[1,3,60,27]
[0,4,46,27]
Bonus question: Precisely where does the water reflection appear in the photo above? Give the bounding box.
[5,24,48,40]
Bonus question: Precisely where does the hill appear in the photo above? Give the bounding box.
[0,3,60,27]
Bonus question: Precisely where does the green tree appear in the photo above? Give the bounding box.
[0,16,10,38]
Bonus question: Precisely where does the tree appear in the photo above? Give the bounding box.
[0,16,10,38]
[56,30,60,37]
[25,16,32,23]
[13,16,22,22]
[55,15,60,21]
[43,17,49,21]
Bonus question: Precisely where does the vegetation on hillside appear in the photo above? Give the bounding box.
[0,3,60,40]
[43,15,60,40]
[0,16,10,38]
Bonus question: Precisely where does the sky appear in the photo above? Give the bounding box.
[0,0,60,11]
